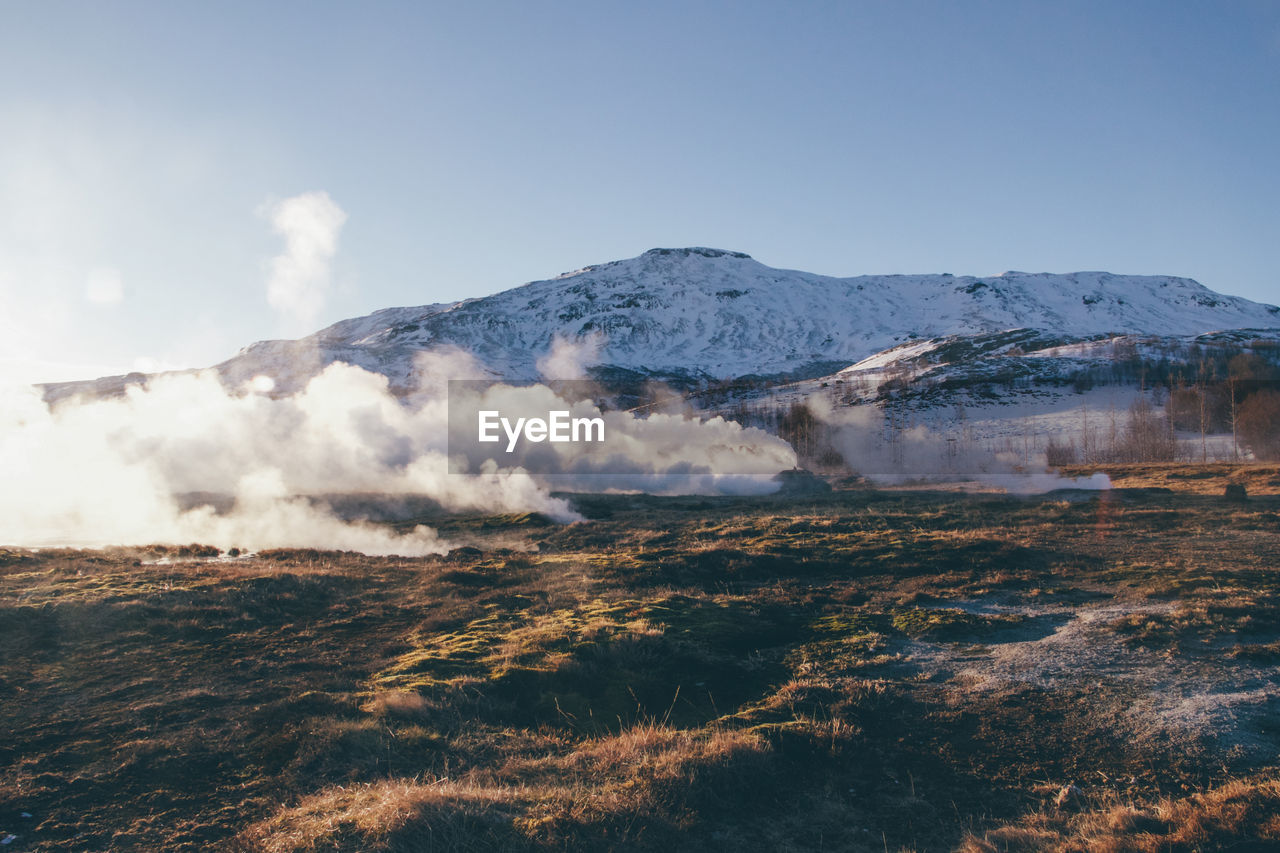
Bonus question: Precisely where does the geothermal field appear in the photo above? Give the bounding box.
[6,5,1280,849]
[3,259,1280,851]
[2,464,1279,851]
[4,253,1279,851]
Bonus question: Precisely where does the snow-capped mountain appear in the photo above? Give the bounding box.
[45,247,1280,399]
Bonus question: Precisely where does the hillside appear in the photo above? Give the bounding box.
[42,248,1280,400]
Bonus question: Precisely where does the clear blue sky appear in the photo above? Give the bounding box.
[2,0,1278,382]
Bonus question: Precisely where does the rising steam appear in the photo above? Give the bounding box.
[449,381,797,494]
[536,332,605,380]
[805,395,1111,493]
[1,350,796,554]
[0,365,570,555]
[262,191,347,334]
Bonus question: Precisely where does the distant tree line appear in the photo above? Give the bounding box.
[1166,352,1280,461]
[711,340,1280,466]
[1046,351,1280,464]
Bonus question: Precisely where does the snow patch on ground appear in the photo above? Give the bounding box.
[900,596,1280,760]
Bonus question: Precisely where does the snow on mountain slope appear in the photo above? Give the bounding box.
[239,247,1275,388]
[45,247,1280,398]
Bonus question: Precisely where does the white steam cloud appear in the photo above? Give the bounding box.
[806,396,1110,494]
[536,332,604,380]
[0,364,576,555]
[450,382,796,494]
[1,354,797,554]
[263,191,347,332]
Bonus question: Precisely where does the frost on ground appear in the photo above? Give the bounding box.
[898,595,1280,763]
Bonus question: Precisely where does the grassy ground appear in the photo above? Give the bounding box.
[2,465,1279,850]
[1059,461,1280,495]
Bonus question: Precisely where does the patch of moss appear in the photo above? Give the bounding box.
[373,596,791,728]
[785,613,893,676]
[891,607,1027,640]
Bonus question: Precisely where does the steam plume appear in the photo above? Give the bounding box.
[805,395,1110,493]
[536,332,604,380]
[1,354,797,553]
[263,191,347,333]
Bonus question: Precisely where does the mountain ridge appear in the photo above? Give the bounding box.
[42,247,1280,400]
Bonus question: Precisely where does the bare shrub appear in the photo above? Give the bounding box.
[1045,440,1077,466]
[1099,395,1179,463]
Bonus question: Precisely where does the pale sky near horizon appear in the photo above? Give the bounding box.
[2,0,1278,384]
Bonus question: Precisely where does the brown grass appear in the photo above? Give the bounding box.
[234,778,529,852]
[235,724,772,852]
[959,776,1280,852]
[3,467,1279,850]
[1059,461,1280,495]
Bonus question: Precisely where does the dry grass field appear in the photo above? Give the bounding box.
[2,463,1279,851]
